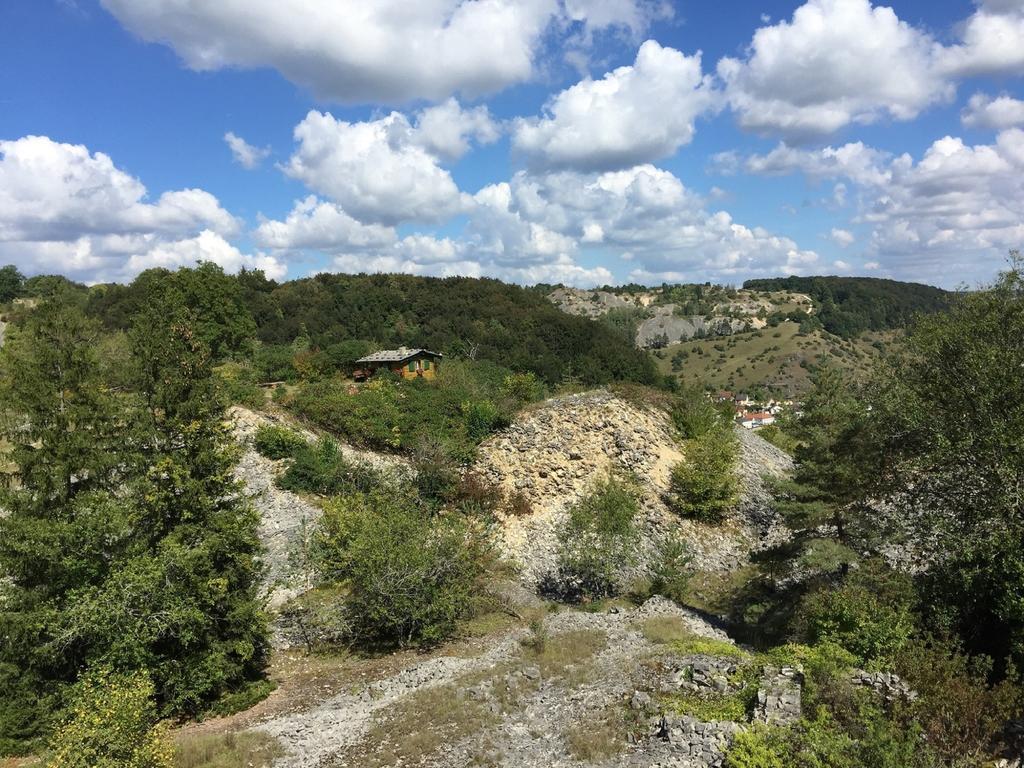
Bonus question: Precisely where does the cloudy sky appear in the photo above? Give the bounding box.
[2,0,1023,288]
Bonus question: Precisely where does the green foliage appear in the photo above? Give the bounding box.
[755,424,799,454]
[663,689,749,722]
[797,574,915,666]
[44,667,173,768]
[312,491,491,647]
[202,680,276,720]
[668,427,739,523]
[291,359,525,461]
[499,371,546,403]
[252,344,298,382]
[550,476,640,601]
[0,264,24,303]
[866,259,1024,670]
[0,295,268,751]
[670,385,726,439]
[743,276,950,338]
[277,438,385,496]
[253,424,307,460]
[213,362,264,407]
[89,269,658,386]
[723,726,787,768]
[894,636,1023,765]
[648,534,693,605]
[88,262,257,359]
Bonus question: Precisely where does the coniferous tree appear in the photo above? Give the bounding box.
[0,292,268,752]
[0,300,128,750]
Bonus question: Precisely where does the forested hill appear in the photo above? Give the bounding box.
[83,266,659,386]
[742,275,951,337]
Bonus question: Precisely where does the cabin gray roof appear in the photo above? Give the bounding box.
[356,347,444,364]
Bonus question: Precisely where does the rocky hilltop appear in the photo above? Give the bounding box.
[474,389,791,586]
[546,286,812,348]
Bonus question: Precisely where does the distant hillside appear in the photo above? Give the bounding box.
[546,284,813,348]
[84,267,659,387]
[653,321,891,398]
[742,276,950,338]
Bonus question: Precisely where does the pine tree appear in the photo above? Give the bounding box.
[0,293,268,752]
[0,301,128,750]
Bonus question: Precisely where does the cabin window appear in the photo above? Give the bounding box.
[423,360,431,370]
[408,361,416,372]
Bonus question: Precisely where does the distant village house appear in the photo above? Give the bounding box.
[354,347,443,381]
[738,411,776,430]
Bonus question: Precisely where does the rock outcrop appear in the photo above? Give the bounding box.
[229,406,408,610]
[474,390,792,586]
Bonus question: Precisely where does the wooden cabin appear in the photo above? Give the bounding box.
[354,347,443,381]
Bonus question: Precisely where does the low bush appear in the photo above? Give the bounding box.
[894,636,1023,765]
[44,667,173,768]
[213,362,264,408]
[276,438,384,496]
[253,424,307,460]
[290,360,541,463]
[314,491,493,648]
[648,534,694,605]
[796,578,915,666]
[668,427,739,523]
[547,476,640,601]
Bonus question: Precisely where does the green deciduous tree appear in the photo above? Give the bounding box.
[0,265,24,303]
[44,668,172,768]
[869,255,1024,670]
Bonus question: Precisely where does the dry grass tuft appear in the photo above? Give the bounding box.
[173,731,284,768]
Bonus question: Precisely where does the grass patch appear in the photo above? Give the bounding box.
[661,689,750,722]
[336,662,524,768]
[639,617,747,660]
[565,704,636,761]
[522,629,608,679]
[686,566,759,616]
[174,731,284,768]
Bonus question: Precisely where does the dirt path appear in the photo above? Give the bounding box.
[196,597,732,768]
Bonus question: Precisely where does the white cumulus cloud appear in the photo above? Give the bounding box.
[283,110,470,225]
[513,40,716,170]
[224,131,271,169]
[0,135,282,283]
[718,0,950,139]
[100,0,662,104]
[961,93,1024,130]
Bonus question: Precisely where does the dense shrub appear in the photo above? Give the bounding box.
[253,424,307,460]
[668,427,739,523]
[213,362,264,408]
[253,343,297,383]
[648,534,693,605]
[277,438,385,496]
[291,360,532,462]
[894,637,1023,765]
[797,571,915,666]
[44,668,172,768]
[548,476,640,601]
[313,491,492,647]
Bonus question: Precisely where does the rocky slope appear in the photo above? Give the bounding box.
[474,390,792,587]
[229,406,409,609]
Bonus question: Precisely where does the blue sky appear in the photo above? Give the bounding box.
[1,0,1022,288]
